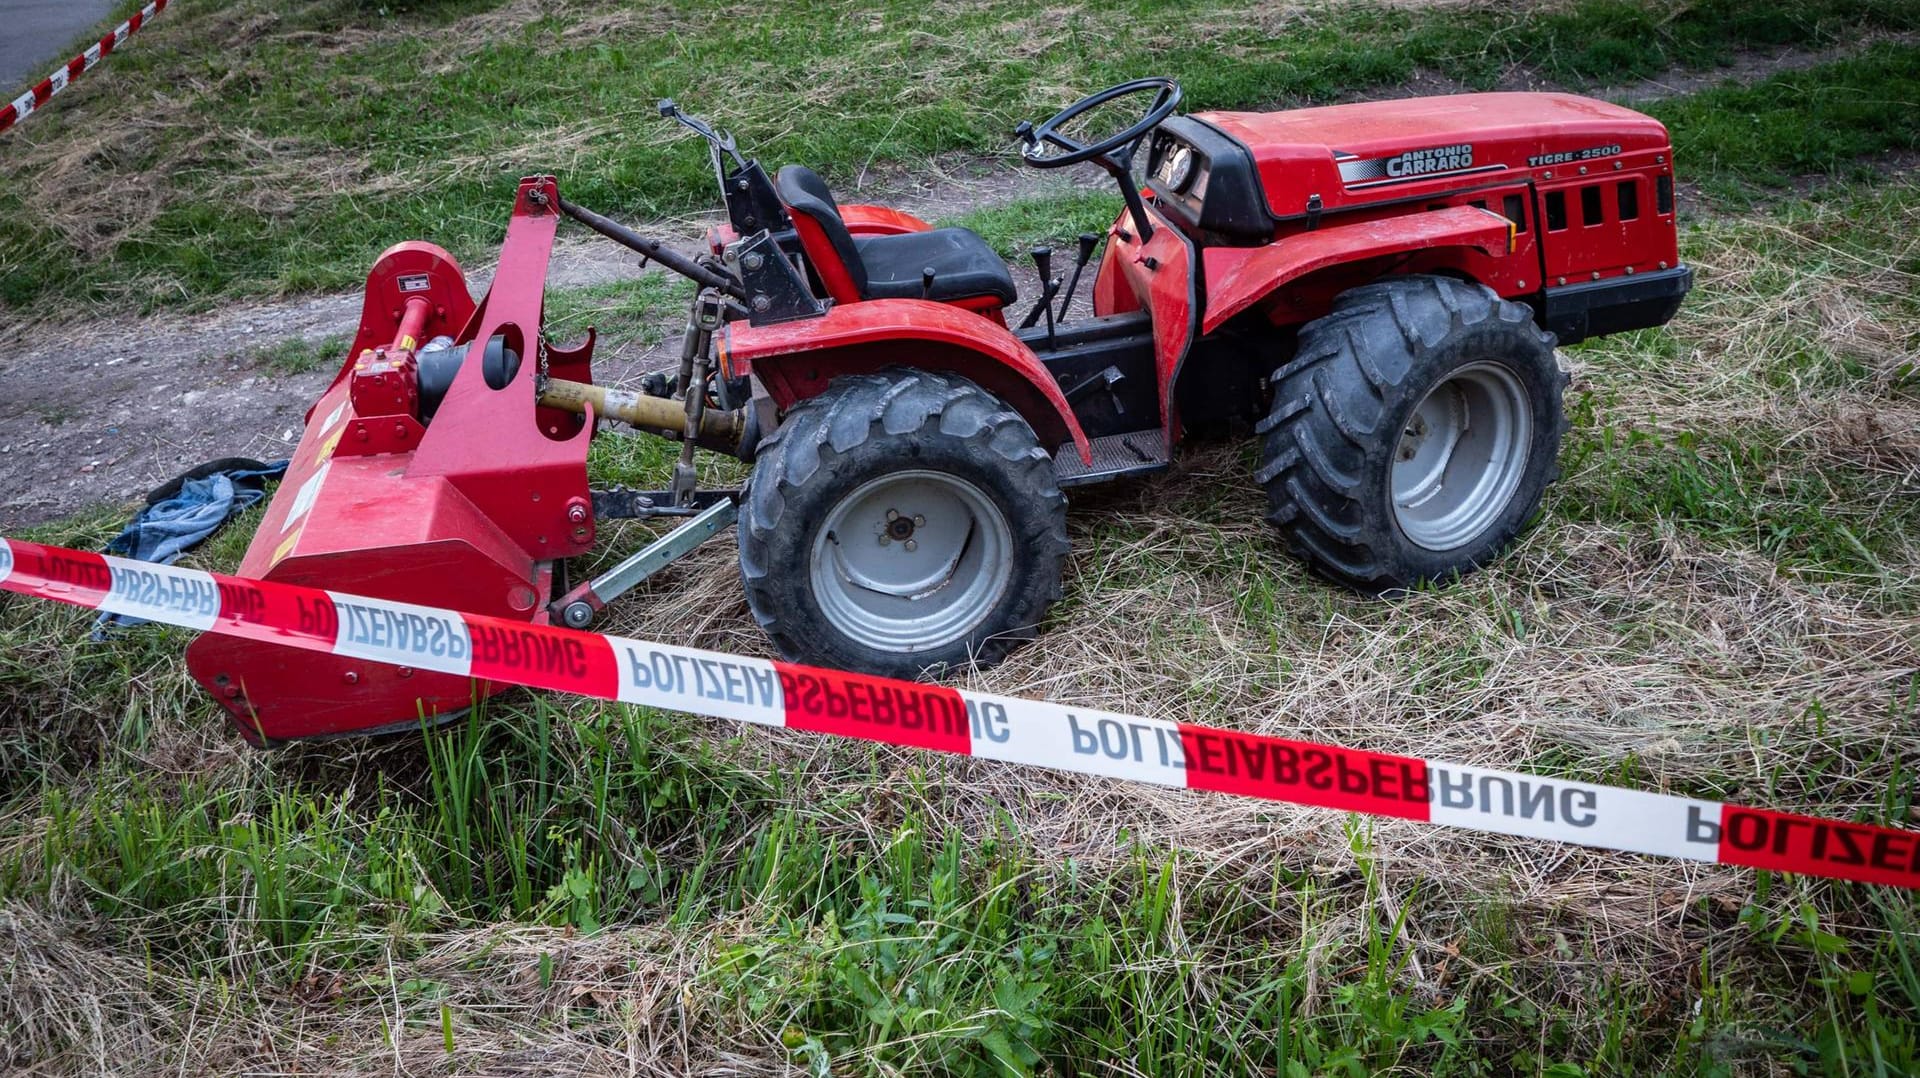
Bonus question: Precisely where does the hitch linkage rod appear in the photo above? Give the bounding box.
[557,197,747,301]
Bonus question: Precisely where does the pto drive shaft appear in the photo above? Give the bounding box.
[538,377,748,455]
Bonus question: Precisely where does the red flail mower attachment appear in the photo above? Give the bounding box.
[187,179,602,741]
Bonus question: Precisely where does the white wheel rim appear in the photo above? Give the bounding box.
[809,469,1014,652]
[1391,361,1532,551]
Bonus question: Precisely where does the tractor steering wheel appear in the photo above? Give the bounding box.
[1017,77,1183,169]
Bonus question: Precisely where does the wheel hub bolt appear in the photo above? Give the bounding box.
[904,539,917,552]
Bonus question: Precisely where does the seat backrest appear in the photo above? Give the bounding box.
[776,165,866,303]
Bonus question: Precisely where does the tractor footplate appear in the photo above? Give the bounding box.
[1055,431,1169,487]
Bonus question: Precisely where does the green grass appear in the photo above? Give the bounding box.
[2,0,1917,313]
[542,271,695,347]
[1651,42,1920,202]
[5,182,1919,1072]
[1555,178,1920,601]
[1559,415,1915,587]
[226,332,351,375]
[943,191,1126,260]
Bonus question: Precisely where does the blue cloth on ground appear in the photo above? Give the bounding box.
[92,459,289,637]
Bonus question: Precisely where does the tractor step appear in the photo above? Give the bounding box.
[1054,430,1170,487]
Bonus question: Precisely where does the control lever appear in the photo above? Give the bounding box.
[1057,232,1100,321]
[1018,247,1061,348]
[1030,245,1053,288]
[657,98,743,164]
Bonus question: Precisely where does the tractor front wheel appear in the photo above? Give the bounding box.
[738,369,1070,677]
[1256,274,1567,590]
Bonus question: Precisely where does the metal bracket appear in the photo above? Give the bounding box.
[591,487,737,519]
[726,230,826,326]
[1059,364,1126,413]
[550,498,739,629]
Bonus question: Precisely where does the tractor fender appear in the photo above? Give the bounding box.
[838,204,935,236]
[1199,205,1513,335]
[722,299,1092,463]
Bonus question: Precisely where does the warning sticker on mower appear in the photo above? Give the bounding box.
[282,461,331,531]
[317,399,348,437]
[0,540,13,584]
[330,592,471,671]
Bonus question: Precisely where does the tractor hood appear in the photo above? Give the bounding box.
[1195,92,1672,219]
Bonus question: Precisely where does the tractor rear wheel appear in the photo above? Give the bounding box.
[1256,274,1566,590]
[738,369,1070,677]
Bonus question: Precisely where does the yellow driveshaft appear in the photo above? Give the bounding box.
[538,378,746,452]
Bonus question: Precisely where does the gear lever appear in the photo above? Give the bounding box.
[1019,247,1062,348]
[1057,232,1100,321]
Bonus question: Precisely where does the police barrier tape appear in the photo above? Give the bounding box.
[3,535,1917,892]
[2,1,171,134]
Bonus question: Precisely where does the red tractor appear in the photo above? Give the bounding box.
[188,79,1691,742]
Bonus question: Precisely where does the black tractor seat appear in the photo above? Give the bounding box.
[777,165,1017,307]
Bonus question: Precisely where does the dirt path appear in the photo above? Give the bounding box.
[0,236,673,528]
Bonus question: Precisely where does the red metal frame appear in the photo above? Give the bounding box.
[186,178,592,743]
[410,177,596,561]
[1102,205,1201,436]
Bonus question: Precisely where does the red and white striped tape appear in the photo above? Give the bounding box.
[1,0,170,134]
[3,534,1916,891]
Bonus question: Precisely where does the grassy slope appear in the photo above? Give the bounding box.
[6,193,1919,1076]
[1,0,1916,313]
[4,3,1920,1076]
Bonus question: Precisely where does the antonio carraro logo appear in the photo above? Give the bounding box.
[1337,144,1498,188]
